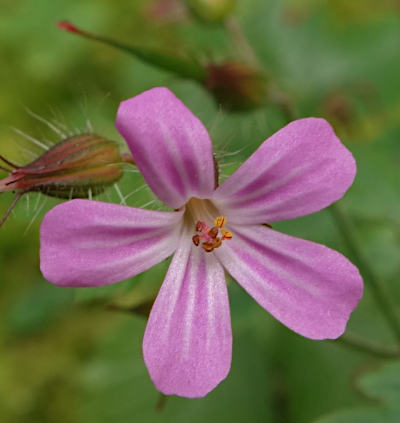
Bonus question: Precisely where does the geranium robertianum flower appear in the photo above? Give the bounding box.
[40,87,363,398]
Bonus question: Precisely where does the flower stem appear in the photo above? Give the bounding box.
[0,192,23,228]
[155,394,168,412]
[58,21,206,82]
[120,152,135,166]
[224,18,296,120]
[335,333,400,358]
[0,154,20,169]
[224,17,260,67]
[329,203,400,343]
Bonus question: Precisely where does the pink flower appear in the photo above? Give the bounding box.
[40,87,363,398]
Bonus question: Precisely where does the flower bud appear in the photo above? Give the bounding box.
[0,134,127,198]
[184,0,236,23]
[205,62,269,110]
[0,134,131,227]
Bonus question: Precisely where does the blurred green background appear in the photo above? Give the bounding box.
[1,0,400,422]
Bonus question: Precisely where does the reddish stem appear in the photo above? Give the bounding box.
[0,155,19,169]
[57,20,84,35]
[0,192,23,228]
[0,165,11,173]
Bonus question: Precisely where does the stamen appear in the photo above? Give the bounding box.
[192,235,200,246]
[221,229,233,240]
[202,242,214,252]
[196,221,204,232]
[192,215,232,252]
[214,216,226,228]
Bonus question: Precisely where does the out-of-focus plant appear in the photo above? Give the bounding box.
[183,0,236,23]
[57,21,269,111]
[205,61,268,110]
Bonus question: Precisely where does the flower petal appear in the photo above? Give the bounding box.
[143,236,232,398]
[40,199,183,287]
[215,225,363,340]
[116,87,215,209]
[213,118,356,224]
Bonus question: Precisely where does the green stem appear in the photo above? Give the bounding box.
[224,18,296,121]
[330,203,400,343]
[225,17,260,67]
[60,22,206,82]
[155,394,168,412]
[335,333,400,358]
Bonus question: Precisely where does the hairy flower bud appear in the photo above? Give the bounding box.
[0,133,131,227]
[205,62,269,110]
[184,0,236,23]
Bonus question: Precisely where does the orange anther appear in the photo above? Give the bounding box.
[193,216,232,252]
[192,235,200,246]
[208,227,219,239]
[213,238,222,249]
[214,216,227,228]
[221,229,233,240]
[202,242,215,253]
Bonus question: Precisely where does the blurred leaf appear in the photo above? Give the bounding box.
[359,362,400,405]
[315,361,400,422]
[78,315,274,423]
[6,281,73,336]
[73,257,170,304]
